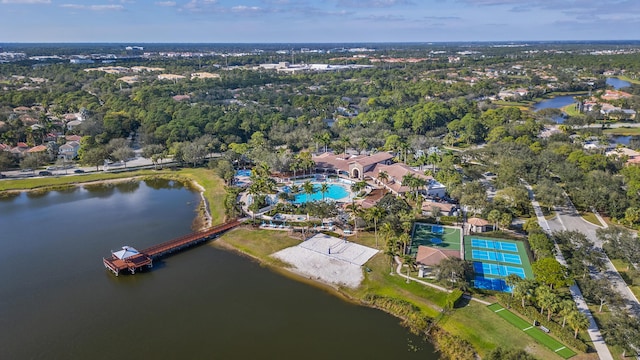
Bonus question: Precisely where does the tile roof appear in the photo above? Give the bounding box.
[416,246,460,266]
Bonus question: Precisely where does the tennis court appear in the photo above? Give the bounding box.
[471,249,522,264]
[471,238,518,252]
[474,276,510,292]
[465,236,534,293]
[487,303,577,359]
[409,223,461,255]
[474,262,526,278]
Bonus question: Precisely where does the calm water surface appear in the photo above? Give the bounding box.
[606,77,631,90]
[0,180,436,359]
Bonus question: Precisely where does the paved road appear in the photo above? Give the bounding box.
[548,200,640,317]
[525,182,613,360]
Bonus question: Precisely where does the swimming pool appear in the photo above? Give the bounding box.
[290,183,350,204]
[236,170,252,177]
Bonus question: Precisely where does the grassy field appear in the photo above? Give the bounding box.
[580,212,603,227]
[603,127,640,136]
[216,226,577,359]
[561,103,581,117]
[487,303,577,359]
[215,227,301,265]
[616,75,640,85]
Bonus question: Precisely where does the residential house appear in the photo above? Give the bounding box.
[606,147,640,166]
[58,141,80,160]
[421,200,459,217]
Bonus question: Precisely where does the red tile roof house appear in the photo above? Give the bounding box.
[312,152,394,179]
[416,245,461,277]
[466,217,491,233]
[366,163,447,198]
[26,145,47,154]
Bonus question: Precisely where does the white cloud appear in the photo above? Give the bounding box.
[231,5,263,13]
[60,4,124,10]
[155,1,176,6]
[335,0,413,8]
[1,0,51,3]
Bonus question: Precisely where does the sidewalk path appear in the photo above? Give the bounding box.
[394,256,491,306]
[524,182,613,360]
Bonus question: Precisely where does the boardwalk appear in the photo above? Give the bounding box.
[103,219,241,276]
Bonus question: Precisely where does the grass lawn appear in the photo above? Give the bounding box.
[603,127,640,136]
[616,75,640,85]
[216,227,580,358]
[0,169,165,191]
[487,303,577,359]
[216,227,300,265]
[580,212,602,227]
[441,302,563,359]
[561,103,580,117]
[609,258,640,298]
[174,168,226,225]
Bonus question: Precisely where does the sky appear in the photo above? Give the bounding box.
[1,0,640,43]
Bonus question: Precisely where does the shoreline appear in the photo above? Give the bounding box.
[213,237,359,304]
[0,174,214,231]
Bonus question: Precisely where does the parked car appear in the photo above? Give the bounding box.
[38,171,52,176]
[73,169,85,174]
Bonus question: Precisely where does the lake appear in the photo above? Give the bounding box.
[532,95,582,123]
[0,180,436,359]
[606,77,631,90]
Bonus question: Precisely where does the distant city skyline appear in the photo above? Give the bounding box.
[1,0,639,43]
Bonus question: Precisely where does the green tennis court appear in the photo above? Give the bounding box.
[465,235,534,292]
[488,303,576,359]
[410,223,461,255]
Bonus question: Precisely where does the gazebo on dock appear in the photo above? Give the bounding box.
[103,246,153,276]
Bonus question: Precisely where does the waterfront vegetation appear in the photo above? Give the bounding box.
[3,42,640,359]
[0,167,227,224]
[216,226,565,359]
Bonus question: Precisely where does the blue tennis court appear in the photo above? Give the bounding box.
[471,249,522,264]
[473,262,526,278]
[474,276,511,292]
[432,225,444,234]
[471,238,518,252]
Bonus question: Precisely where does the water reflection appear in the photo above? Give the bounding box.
[0,181,436,359]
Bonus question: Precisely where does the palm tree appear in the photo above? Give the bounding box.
[403,254,416,283]
[505,274,522,298]
[365,206,385,248]
[558,299,576,328]
[535,285,557,321]
[385,235,397,275]
[500,212,512,230]
[427,151,441,173]
[302,180,315,203]
[567,310,589,339]
[512,278,536,308]
[377,170,389,186]
[346,200,362,238]
[487,210,501,231]
[319,132,331,153]
[398,233,411,255]
[319,182,329,202]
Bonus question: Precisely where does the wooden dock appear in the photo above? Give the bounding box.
[103,219,241,276]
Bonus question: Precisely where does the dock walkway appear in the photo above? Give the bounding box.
[103,219,241,276]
